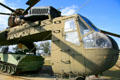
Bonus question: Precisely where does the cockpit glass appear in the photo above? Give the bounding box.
[64,19,80,45]
[78,18,90,35]
[80,15,99,32]
[64,19,77,32]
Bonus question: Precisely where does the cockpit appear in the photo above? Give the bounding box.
[63,14,112,49]
[80,15,99,32]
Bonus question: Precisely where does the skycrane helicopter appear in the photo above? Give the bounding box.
[0,0,120,80]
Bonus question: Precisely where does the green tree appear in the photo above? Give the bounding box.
[40,42,50,55]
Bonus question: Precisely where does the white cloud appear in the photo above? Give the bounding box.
[61,5,78,16]
[0,0,4,3]
[0,0,12,30]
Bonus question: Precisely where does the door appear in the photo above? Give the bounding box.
[60,18,81,74]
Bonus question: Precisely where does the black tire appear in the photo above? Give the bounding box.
[76,76,86,80]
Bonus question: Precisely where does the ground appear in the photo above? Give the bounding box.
[0,59,120,80]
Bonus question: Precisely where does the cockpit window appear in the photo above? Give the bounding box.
[64,19,77,32]
[80,15,99,32]
[65,32,80,45]
[78,18,90,35]
[64,19,80,45]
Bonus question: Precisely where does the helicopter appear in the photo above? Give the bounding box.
[0,0,120,80]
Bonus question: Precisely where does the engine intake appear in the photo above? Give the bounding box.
[24,6,61,21]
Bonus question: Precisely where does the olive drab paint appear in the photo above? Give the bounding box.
[0,14,119,77]
[0,1,119,79]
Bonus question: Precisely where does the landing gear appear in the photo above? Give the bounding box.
[76,76,86,80]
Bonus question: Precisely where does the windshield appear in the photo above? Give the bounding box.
[80,15,99,32]
[78,18,90,35]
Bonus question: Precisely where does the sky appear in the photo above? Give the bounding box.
[0,0,120,48]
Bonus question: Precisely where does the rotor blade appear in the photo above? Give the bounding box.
[0,12,11,15]
[0,2,15,12]
[26,0,40,6]
[100,30,120,38]
[23,0,40,14]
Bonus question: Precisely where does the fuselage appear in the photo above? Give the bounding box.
[0,14,119,77]
[51,14,119,76]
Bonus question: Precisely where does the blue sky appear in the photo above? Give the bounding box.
[0,0,120,48]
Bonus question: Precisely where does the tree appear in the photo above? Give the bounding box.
[40,41,50,55]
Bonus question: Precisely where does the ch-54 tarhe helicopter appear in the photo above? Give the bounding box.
[0,0,120,80]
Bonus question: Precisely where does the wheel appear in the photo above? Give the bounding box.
[10,66,15,74]
[76,76,86,80]
[0,64,3,70]
[7,65,11,74]
[0,65,4,71]
[3,65,7,72]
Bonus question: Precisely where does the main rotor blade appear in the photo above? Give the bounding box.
[23,0,40,15]
[100,30,120,38]
[26,0,40,6]
[0,12,11,15]
[0,2,15,12]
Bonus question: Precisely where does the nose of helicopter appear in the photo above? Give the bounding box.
[83,36,119,75]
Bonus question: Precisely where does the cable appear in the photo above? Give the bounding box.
[76,0,90,12]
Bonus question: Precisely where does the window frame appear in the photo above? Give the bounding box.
[63,18,81,46]
[78,16,95,38]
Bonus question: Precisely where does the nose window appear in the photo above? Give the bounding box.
[78,18,90,35]
[80,16,99,32]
